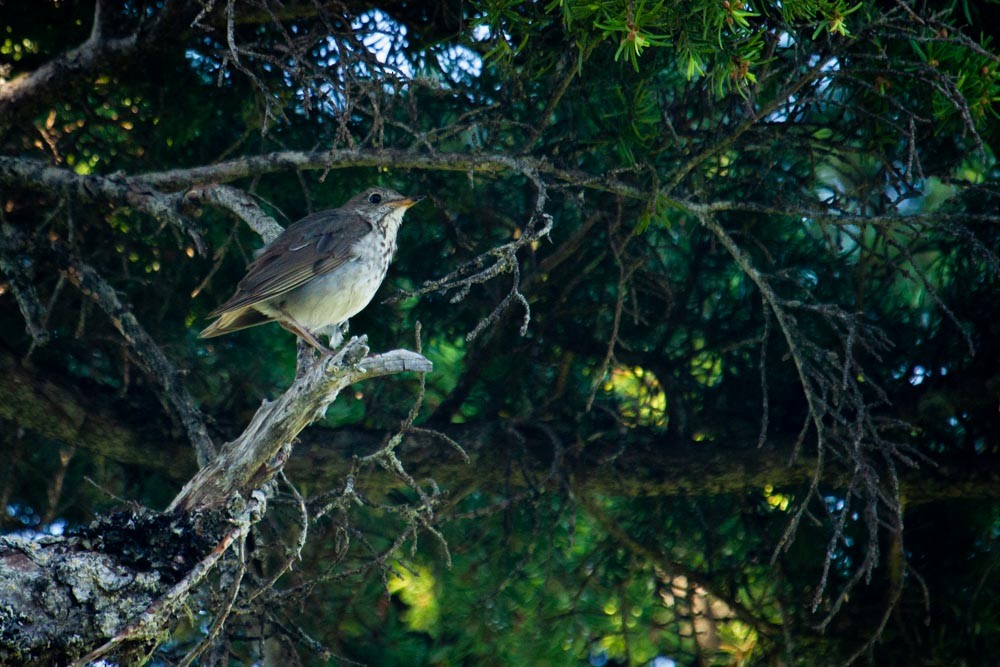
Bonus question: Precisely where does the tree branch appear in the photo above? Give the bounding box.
[0,0,193,136]
[0,157,206,254]
[68,494,263,667]
[168,338,431,512]
[184,184,285,243]
[59,251,216,467]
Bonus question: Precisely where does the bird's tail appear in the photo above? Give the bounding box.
[199,308,273,338]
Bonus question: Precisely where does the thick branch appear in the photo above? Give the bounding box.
[292,427,999,505]
[10,153,995,244]
[168,338,431,512]
[184,184,285,243]
[68,497,261,667]
[133,149,648,200]
[0,157,206,253]
[0,507,231,665]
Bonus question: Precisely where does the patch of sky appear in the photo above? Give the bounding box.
[769,56,839,122]
[185,47,222,73]
[589,648,609,666]
[767,53,840,123]
[473,24,491,41]
[650,658,677,667]
[471,18,512,43]
[824,495,846,513]
[798,268,818,289]
[351,9,412,76]
[437,44,483,84]
[5,503,67,538]
[909,365,927,386]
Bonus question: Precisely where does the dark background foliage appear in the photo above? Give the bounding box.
[1,0,998,664]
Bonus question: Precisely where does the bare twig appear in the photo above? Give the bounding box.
[177,532,248,667]
[243,471,310,605]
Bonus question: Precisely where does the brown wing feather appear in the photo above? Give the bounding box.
[208,209,372,317]
[199,306,272,337]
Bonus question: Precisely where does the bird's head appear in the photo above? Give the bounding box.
[347,187,424,231]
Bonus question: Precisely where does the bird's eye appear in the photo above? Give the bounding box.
[368,193,382,204]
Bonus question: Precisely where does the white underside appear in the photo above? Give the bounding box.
[257,259,383,330]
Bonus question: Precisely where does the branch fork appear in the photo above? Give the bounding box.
[168,336,432,513]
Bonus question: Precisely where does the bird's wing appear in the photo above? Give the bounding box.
[208,209,373,316]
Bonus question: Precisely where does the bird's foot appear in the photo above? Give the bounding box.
[314,321,348,350]
[342,335,368,368]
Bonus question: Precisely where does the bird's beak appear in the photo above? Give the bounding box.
[391,195,425,209]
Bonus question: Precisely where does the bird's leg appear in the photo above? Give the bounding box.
[279,320,328,354]
[275,307,335,355]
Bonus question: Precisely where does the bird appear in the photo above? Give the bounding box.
[200,186,423,352]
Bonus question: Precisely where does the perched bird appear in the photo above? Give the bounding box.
[200,186,423,351]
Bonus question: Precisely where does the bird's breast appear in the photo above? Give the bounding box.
[264,230,395,331]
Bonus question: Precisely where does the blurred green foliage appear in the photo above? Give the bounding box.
[1,0,999,665]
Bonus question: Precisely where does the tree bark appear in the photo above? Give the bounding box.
[0,338,430,664]
[168,340,431,512]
